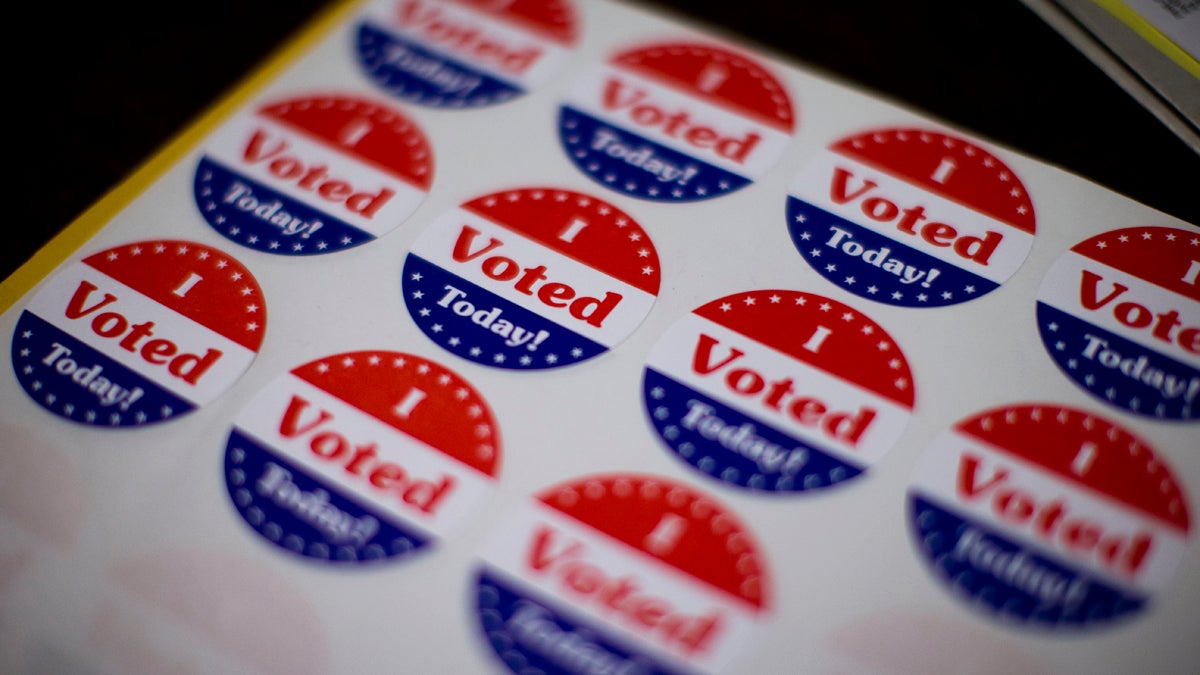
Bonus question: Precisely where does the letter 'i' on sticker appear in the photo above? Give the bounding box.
[558,40,795,202]
[402,187,661,371]
[470,473,772,674]
[355,0,579,108]
[11,240,266,427]
[906,403,1192,630]
[786,127,1037,307]
[194,94,433,256]
[1035,225,1200,421]
[641,289,916,494]
[222,350,501,564]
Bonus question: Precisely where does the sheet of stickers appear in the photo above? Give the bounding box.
[2,1,1198,673]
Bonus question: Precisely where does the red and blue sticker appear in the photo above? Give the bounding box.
[907,403,1192,629]
[355,0,578,108]
[559,41,795,202]
[471,473,770,674]
[11,240,265,427]
[223,350,501,564]
[402,187,660,370]
[1036,226,1200,421]
[787,128,1036,307]
[641,290,915,494]
[195,94,433,255]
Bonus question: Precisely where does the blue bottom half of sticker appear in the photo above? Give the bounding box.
[194,158,373,255]
[1037,302,1199,420]
[559,107,751,202]
[356,23,523,108]
[787,197,999,307]
[224,427,430,563]
[642,368,864,493]
[909,494,1145,628]
[474,566,689,675]
[11,311,194,427]
[403,254,607,370]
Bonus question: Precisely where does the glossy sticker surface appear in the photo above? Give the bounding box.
[195,94,433,255]
[12,240,265,427]
[471,473,770,674]
[223,350,500,563]
[907,404,1191,629]
[356,0,578,108]
[641,290,915,493]
[403,187,660,370]
[787,128,1036,307]
[559,41,794,202]
[1036,225,1200,421]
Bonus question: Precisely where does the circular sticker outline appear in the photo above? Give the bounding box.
[355,0,580,109]
[11,239,266,428]
[402,186,661,371]
[1035,225,1200,422]
[194,93,434,256]
[223,349,501,565]
[641,289,916,495]
[787,127,1036,308]
[471,472,771,674]
[559,40,796,203]
[906,402,1192,631]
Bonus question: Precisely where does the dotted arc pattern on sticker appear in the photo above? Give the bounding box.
[830,129,1034,233]
[195,95,433,256]
[956,406,1189,528]
[536,474,769,608]
[1036,225,1200,421]
[907,403,1192,630]
[11,240,265,428]
[290,351,501,475]
[559,42,794,203]
[611,43,795,132]
[403,187,660,371]
[788,128,1036,308]
[81,242,267,350]
[223,350,500,564]
[642,290,915,494]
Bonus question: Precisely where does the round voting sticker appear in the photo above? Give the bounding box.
[223,350,501,563]
[11,240,265,427]
[472,473,771,674]
[1036,226,1200,421]
[787,128,1036,307]
[908,403,1192,630]
[559,41,795,202]
[642,290,915,494]
[355,0,578,108]
[195,94,433,255]
[402,187,661,370]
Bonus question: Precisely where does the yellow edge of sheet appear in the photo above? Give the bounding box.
[1092,0,1200,78]
[0,0,361,314]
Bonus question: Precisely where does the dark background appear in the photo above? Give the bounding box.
[7,1,1199,281]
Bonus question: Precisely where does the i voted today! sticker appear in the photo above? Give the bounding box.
[908,404,1192,630]
[223,350,501,564]
[642,290,915,494]
[11,240,265,427]
[356,0,578,108]
[195,94,433,255]
[1036,226,1200,421]
[472,473,771,674]
[402,187,660,370]
[559,41,795,202]
[787,128,1036,307]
